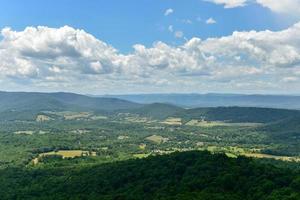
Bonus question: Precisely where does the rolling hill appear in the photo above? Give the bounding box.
[1,91,300,125]
[0,91,143,121]
[124,104,300,123]
[175,107,300,123]
[0,91,142,112]
[125,103,185,119]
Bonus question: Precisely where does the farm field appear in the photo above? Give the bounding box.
[0,102,299,172]
[161,117,182,125]
[146,135,169,144]
[185,119,262,127]
[0,93,300,199]
[39,150,93,158]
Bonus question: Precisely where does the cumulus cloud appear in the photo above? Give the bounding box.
[205,0,300,15]
[1,24,300,93]
[256,0,300,15]
[204,0,247,8]
[0,26,119,79]
[206,17,217,24]
[164,8,174,16]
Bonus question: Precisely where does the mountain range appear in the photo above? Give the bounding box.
[1,91,300,124]
[103,93,300,109]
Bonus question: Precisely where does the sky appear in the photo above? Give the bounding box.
[0,0,300,94]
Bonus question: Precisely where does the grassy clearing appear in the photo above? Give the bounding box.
[139,144,147,150]
[205,145,300,162]
[40,150,92,158]
[71,129,91,134]
[146,135,169,144]
[63,112,92,120]
[14,131,34,135]
[118,135,129,140]
[186,120,262,127]
[242,153,300,162]
[124,116,149,123]
[36,115,52,122]
[133,153,150,159]
[90,115,108,120]
[161,118,182,125]
[186,120,227,127]
[32,150,97,165]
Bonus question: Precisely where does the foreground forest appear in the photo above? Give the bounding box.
[1,151,300,200]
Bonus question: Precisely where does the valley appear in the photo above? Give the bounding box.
[1,92,300,199]
[0,92,300,168]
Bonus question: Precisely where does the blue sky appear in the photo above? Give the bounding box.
[0,0,296,52]
[0,0,300,94]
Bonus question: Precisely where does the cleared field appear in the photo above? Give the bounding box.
[186,120,262,127]
[146,135,169,144]
[40,150,95,158]
[186,120,227,127]
[64,112,92,120]
[118,135,129,140]
[139,143,147,150]
[161,118,182,125]
[14,131,34,135]
[205,145,300,162]
[71,129,91,134]
[124,117,149,123]
[242,153,300,162]
[133,153,150,159]
[90,115,108,120]
[32,150,97,165]
[36,115,52,122]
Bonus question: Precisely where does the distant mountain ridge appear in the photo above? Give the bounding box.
[1,91,300,125]
[0,91,142,113]
[104,93,300,109]
[127,103,185,119]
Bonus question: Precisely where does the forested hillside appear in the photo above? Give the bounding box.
[175,107,300,123]
[1,151,300,200]
[0,91,142,113]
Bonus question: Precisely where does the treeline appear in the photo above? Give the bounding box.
[175,107,300,123]
[1,151,300,200]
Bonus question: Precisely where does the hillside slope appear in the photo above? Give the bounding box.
[0,91,142,112]
[0,151,300,200]
[176,107,300,123]
[121,104,300,123]
[0,91,143,121]
[126,103,185,119]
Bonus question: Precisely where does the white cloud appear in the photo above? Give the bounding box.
[0,26,119,79]
[282,76,298,82]
[1,24,300,93]
[164,8,174,16]
[204,0,247,8]
[206,17,217,24]
[256,0,300,15]
[205,0,300,15]
[168,25,174,33]
[174,31,184,38]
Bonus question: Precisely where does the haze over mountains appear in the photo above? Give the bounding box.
[1,91,300,125]
[0,91,142,112]
[104,93,300,109]
[2,91,300,114]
